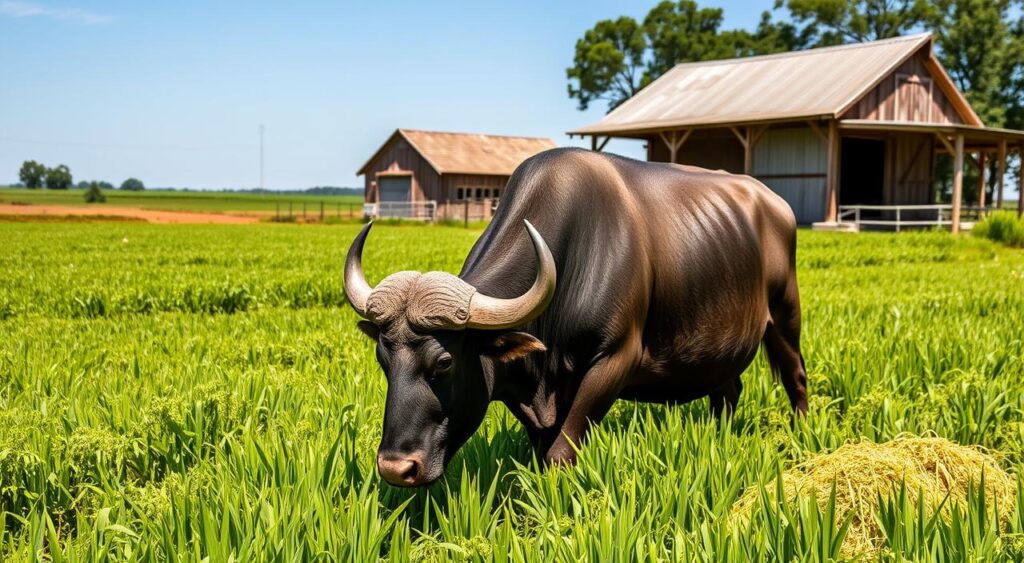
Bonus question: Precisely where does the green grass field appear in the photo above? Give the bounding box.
[0,187,362,214]
[1,223,1023,560]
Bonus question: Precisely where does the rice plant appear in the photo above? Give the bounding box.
[0,223,1022,560]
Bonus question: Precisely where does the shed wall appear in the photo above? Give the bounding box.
[752,126,828,224]
[886,132,934,205]
[648,129,745,173]
[440,174,509,202]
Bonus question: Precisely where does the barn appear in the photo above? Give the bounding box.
[358,129,556,220]
[570,33,1024,232]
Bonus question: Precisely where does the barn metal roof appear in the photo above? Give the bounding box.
[570,33,977,136]
[358,129,557,176]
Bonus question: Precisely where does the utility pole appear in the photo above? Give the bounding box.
[259,124,265,191]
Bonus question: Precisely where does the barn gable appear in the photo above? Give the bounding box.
[840,44,981,126]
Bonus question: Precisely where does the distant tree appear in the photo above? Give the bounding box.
[97,181,115,190]
[18,160,46,189]
[120,178,145,191]
[45,165,73,190]
[784,0,935,46]
[567,1,810,112]
[84,182,106,203]
[76,180,90,189]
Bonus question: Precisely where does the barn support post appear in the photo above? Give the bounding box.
[824,120,839,223]
[951,133,965,234]
[996,141,1007,209]
[590,136,610,152]
[1019,146,1024,218]
[658,129,691,164]
[977,151,987,217]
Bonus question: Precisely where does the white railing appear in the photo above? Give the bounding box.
[363,201,437,221]
[838,204,954,232]
[837,204,1002,231]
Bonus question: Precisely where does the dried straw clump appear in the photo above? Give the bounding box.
[732,436,1015,556]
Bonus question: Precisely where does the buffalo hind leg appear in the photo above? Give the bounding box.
[709,376,743,417]
[764,276,808,413]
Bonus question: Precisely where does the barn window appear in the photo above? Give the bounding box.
[484,189,491,198]
[475,188,483,199]
[494,189,500,200]
[457,188,464,200]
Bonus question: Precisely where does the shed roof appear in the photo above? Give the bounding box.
[571,33,981,136]
[358,129,557,176]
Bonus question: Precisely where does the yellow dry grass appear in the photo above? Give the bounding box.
[732,436,1016,556]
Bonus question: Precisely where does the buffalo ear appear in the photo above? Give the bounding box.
[357,320,380,341]
[481,331,546,363]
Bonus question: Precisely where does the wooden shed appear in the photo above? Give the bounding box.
[358,129,556,219]
[570,33,1024,231]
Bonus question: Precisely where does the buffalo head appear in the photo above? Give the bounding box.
[344,220,555,486]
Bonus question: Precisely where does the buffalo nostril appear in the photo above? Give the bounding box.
[401,460,419,482]
[377,453,426,486]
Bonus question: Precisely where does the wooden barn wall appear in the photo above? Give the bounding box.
[752,125,828,224]
[362,136,440,203]
[439,174,509,202]
[648,129,745,174]
[886,132,934,205]
[841,53,963,124]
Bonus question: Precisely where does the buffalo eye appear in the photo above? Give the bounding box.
[434,353,454,375]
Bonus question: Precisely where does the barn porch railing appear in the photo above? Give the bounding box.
[363,201,437,221]
[837,204,999,231]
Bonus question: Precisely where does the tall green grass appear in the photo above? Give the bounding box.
[973,211,1024,247]
[0,224,1022,560]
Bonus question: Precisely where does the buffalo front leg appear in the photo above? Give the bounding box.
[542,344,641,466]
[709,376,743,417]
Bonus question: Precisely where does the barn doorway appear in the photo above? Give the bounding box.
[840,138,886,206]
[378,175,411,202]
[378,175,412,217]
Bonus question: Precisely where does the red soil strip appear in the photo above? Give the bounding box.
[0,204,260,224]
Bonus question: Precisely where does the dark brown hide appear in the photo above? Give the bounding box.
[460,148,805,464]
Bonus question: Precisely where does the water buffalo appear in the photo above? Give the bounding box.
[345,148,806,487]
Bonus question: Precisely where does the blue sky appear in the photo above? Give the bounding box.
[0,0,771,189]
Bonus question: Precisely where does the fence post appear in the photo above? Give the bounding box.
[855,207,860,229]
[464,199,469,228]
[896,207,901,232]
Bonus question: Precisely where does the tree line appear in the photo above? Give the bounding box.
[567,0,1024,133]
[18,160,145,192]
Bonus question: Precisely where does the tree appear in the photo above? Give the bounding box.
[84,182,106,203]
[45,165,72,190]
[785,0,935,45]
[929,0,1023,129]
[120,178,145,191]
[567,1,807,112]
[18,161,46,189]
[567,16,648,111]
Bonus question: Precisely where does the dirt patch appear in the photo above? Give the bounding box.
[0,204,259,224]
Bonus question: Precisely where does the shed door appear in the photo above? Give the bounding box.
[378,176,411,202]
